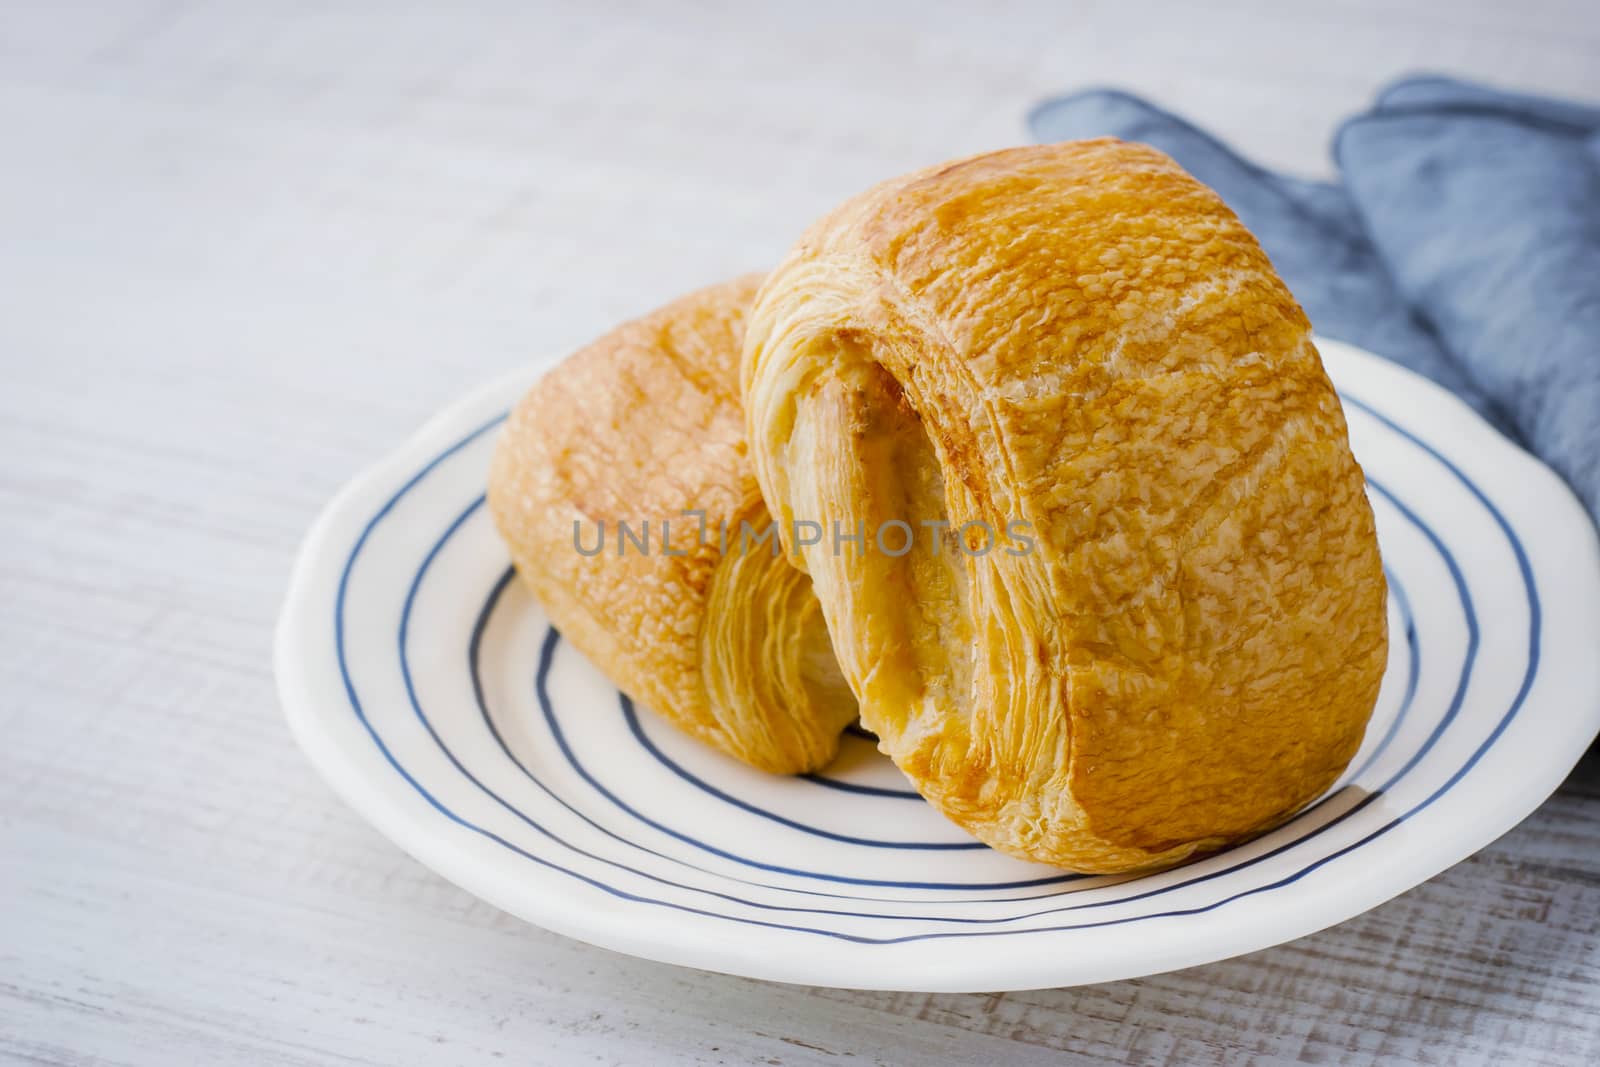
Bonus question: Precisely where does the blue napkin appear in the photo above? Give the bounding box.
[1029,77,1600,523]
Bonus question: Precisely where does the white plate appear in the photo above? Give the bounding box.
[276,339,1600,992]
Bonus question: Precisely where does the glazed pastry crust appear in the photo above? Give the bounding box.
[488,277,856,774]
[742,140,1388,872]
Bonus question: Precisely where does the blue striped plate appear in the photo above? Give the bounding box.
[276,339,1600,991]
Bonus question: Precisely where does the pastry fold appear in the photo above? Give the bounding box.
[488,276,856,774]
[741,140,1388,871]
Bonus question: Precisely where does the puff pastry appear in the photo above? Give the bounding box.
[488,276,857,774]
[742,140,1388,872]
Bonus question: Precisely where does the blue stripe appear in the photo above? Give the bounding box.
[802,722,916,798]
[800,772,922,799]
[540,656,981,851]
[334,388,1537,941]
[470,571,1004,902]
[535,625,1074,891]
[616,693,985,849]
[1344,565,1419,785]
[796,771,915,796]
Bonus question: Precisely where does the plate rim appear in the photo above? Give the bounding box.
[276,338,1600,991]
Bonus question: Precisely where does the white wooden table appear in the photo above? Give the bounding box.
[4,2,1599,1063]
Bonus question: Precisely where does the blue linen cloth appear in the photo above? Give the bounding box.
[1029,76,1600,523]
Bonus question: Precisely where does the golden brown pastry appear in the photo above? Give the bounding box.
[488,276,856,774]
[742,139,1388,872]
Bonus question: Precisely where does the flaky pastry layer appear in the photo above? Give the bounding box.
[488,277,856,774]
[742,140,1388,872]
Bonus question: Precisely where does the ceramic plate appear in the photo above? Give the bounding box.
[276,339,1600,991]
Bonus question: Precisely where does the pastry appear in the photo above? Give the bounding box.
[488,276,857,774]
[741,139,1388,871]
